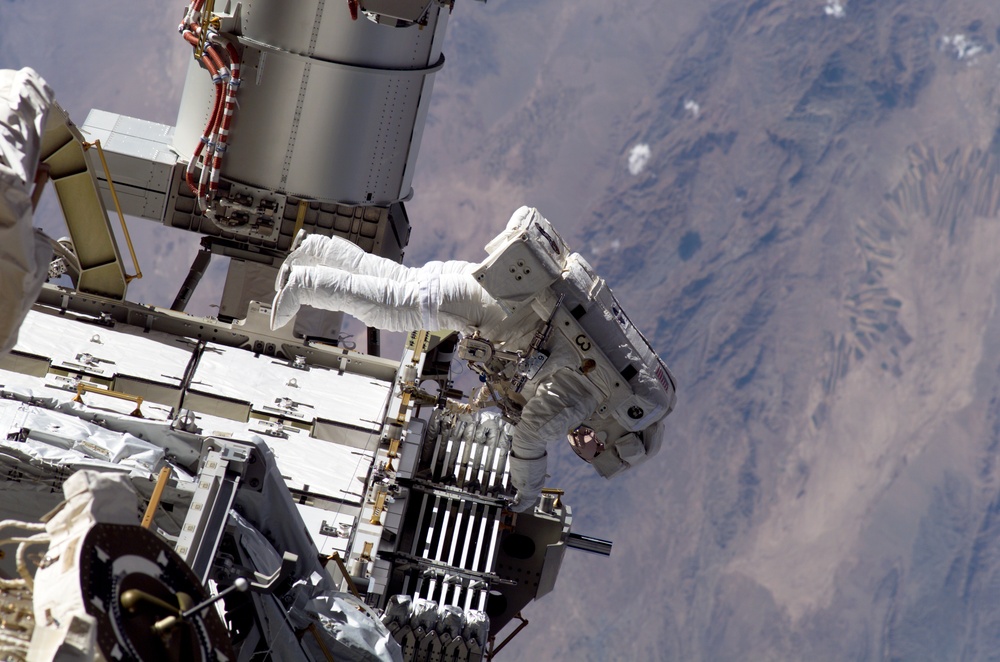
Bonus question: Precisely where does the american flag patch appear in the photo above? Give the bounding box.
[655,365,671,393]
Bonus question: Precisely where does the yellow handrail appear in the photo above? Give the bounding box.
[73,382,144,417]
[82,140,143,282]
[141,466,173,528]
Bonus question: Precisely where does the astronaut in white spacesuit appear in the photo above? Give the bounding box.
[271,207,669,512]
[0,68,55,354]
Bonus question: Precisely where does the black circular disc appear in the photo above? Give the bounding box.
[78,523,235,662]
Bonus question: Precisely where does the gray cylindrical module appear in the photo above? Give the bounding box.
[173,0,448,205]
[241,0,441,68]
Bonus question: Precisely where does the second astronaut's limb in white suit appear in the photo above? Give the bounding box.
[269,216,596,512]
[271,263,504,334]
[0,68,56,355]
[277,230,472,285]
[270,231,506,334]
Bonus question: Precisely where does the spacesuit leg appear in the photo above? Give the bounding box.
[272,265,424,331]
[282,233,415,282]
[507,368,600,512]
[419,260,477,277]
[272,264,507,335]
[278,232,478,290]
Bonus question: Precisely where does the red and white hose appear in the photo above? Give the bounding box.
[208,39,241,198]
[179,0,206,34]
[179,20,240,212]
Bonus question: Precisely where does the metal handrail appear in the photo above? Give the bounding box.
[73,382,144,417]
[82,140,143,282]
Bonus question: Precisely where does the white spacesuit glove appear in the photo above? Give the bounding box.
[507,453,547,513]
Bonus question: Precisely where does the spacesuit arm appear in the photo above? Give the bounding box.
[507,367,600,512]
[0,68,54,355]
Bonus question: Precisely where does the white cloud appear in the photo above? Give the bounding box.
[940,33,984,61]
[683,99,700,118]
[627,143,651,176]
[823,0,845,18]
[589,238,622,256]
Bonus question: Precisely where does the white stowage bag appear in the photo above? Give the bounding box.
[29,471,140,660]
[0,68,54,355]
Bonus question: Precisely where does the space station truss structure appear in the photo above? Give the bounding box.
[0,290,608,660]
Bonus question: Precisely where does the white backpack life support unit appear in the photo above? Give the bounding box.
[472,208,677,478]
